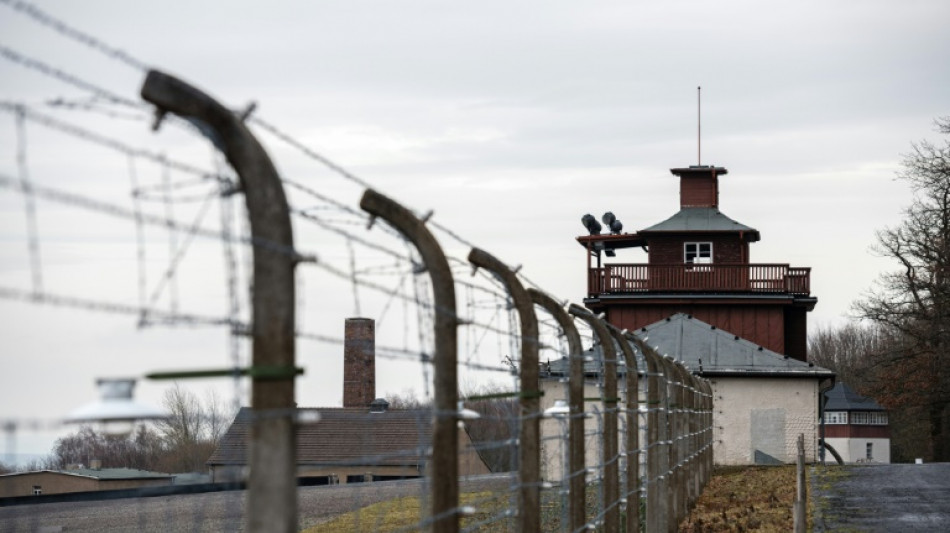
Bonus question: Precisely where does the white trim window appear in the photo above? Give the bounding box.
[825,411,847,424]
[32,485,42,495]
[851,411,888,425]
[684,242,713,268]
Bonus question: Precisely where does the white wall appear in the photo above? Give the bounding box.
[540,374,823,476]
[825,437,891,464]
[711,377,820,465]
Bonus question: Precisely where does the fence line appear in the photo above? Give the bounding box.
[0,36,716,531]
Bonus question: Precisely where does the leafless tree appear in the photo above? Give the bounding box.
[853,116,950,461]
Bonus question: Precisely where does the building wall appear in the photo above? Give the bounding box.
[824,437,891,464]
[646,235,745,265]
[824,424,890,439]
[0,472,171,498]
[609,304,787,354]
[711,377,819,465]
[540,379,617,483]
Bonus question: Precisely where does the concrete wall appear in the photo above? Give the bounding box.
[711,377,819,465]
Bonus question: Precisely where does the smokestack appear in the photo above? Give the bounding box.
[343,318,375,408]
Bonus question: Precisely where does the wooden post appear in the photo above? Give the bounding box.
[141,70,297,533]
[794,433,807,533]
[569,305,620,533]
[360,190,458,533]
[528,289,586,532]
[469,248,540,533]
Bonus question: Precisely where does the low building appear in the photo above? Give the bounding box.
[822,382,890,463]
[207,317,490,483]
[207,403,491,483]
[0,466,174,498]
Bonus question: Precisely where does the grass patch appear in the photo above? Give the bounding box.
[678,465,799,532]
[302,491,515,532]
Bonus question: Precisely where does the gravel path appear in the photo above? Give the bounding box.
[812,463,950,532]
[0,474,514,532]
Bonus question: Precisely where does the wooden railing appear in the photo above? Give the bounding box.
[588,263,811,296]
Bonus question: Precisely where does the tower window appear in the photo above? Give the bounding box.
[824,411,847,424]
[684,242,713,264]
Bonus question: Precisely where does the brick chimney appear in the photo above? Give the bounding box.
[671,165,727,209]
[343,318,375,408]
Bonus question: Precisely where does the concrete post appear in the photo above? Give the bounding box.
[527,289,586,532]
[569,305,620,533]
[468,248,540,533]
[360,189,458,533]
[141,70,297,533]
[607,327,640,533]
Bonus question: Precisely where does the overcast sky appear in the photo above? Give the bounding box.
[1,0,948,458]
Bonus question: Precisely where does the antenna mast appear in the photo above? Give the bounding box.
[697,85,702,166]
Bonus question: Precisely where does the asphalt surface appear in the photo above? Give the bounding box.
[812,463,950,532]
[0,473,513,532]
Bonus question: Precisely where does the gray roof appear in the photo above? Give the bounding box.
[0,468,173,481]
[546,313,833,378]
[65,468,173,480]
[636,313,833,377]
[640,207,760,240]
[824,382,885,411]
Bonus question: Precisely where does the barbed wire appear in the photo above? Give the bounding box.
[0,0,150,72]
[0,102,218,179]
[0,44,144,109]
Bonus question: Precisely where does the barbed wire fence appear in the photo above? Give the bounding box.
[0,1,714,531]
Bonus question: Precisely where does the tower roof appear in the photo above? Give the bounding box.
[639,207,760,241]
[824,382,886,411]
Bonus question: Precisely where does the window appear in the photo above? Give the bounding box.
[850,411,888,425]
[825,411,847,424]
[32,485,42,495]
[684,242,713,264]
[866,443,873,460]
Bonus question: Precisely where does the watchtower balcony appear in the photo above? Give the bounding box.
[586,263,811,297]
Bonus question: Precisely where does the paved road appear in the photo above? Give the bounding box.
[812,463,950,532]
[0,474,513,532]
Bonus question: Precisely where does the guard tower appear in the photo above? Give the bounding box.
[579,165,816,361]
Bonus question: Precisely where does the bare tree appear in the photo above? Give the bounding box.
[853,116,950,461]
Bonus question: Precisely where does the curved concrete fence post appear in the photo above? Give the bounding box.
[626,334,669,533]
[527,289,586,532]
[141,71,297,533]
[568,304,620,533]
[360,189,459,533]
[607,325,640,533]
[468,248,540,533]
